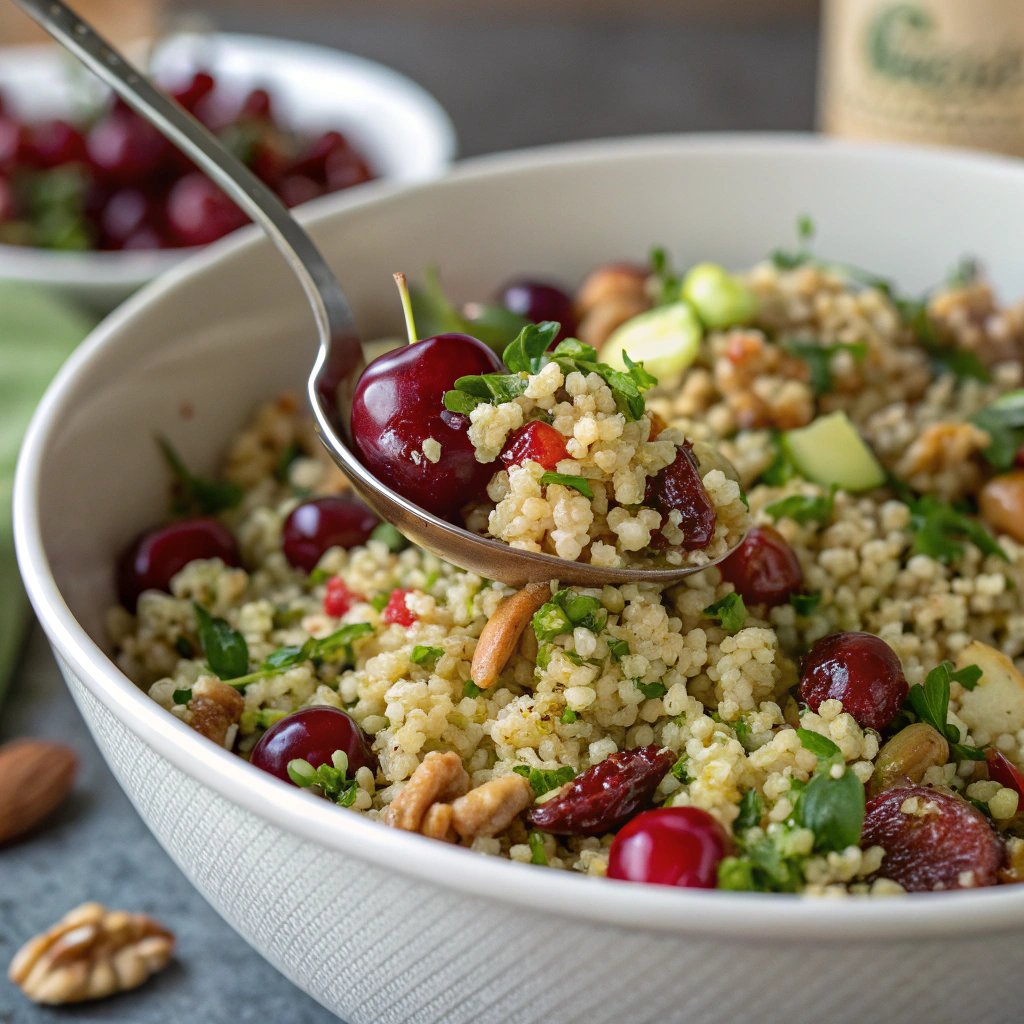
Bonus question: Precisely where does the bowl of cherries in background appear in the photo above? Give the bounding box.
[0,32,455,311]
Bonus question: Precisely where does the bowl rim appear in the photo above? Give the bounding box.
[15,131,1024,941]
[0,31,457,287]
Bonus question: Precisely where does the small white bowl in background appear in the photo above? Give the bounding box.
[0,33,455,311]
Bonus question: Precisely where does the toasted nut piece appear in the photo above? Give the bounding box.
[647,410,668,439]
[450,774,533,839]
[0,739,77,845]
[471,582,552,690]
[385,751,469,832]
[980,471,1024,545]
[420,802,458,843]
[576,264,649,317]
[956,639,1024,739]
[868,723,949,797]
[8,902,174,1005]
[187,677,244,748]
[898,421,990,480]
[577,296,649,351]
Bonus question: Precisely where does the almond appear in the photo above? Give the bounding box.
[0,739,78,845]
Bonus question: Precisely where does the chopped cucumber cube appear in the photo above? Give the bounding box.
[681,262,757,329]
[598,301,702,382]
[783,411,885,492]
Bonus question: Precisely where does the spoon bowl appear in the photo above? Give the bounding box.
[17,0,746,587]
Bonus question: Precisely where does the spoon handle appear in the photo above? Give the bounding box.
[12,0,359,357]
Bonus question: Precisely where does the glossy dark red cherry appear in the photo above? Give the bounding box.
[718,524,802,607]
[986,748,1024,798]
[644,442,717,550]
[171,72,216,114]
[0,115,26,174]
[350,333,503,518]
[100,188,153,247]
[498,279,576,343]
[862,785,1003,892]
[86,112,168,184]
[608,806,731,888]
[165,172,247,246]
[250,706,373,783]
[500,420,570,471]
[117,517,240,610]
[26,120,87,168]
[282,496,379,572]
[799,631,907,731]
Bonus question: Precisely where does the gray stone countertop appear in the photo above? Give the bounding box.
[0,9,817,1021]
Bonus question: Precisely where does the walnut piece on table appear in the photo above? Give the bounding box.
[8,902,174,1005]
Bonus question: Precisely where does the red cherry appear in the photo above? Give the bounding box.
[862,785,1003,892]
[121,226,167,250]
[277,173,323,208]
[718,524,802,607]
[282,496,379,572]
[350,333,503,519]
[165,171,247,246]
[381,589,416,627]
[498,279,577,343]
[291,130,348,182]
[0,176,14,222]
[240,87,273,121]
[117,518,239,610]
[608,806,731,888]
[499,420,570,471]
[171,72,216,114]
[100,187,152,246]
[26,120,87,168]
[324,146,373,192]
[250,706,373,783]
[87,112,168,184]
[0,115,27,173]
[799,631,907,731]
[250,141,290,188]
[986,748,1024,798]
[323,577,364,617]
[644,441,717,551]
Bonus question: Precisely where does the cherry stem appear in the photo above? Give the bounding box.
[393,272,418,346]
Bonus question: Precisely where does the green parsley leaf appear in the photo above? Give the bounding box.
[781,339,867,396]
[410,645,444,667]
[533,588,607,642]
[622,351,659,391]
[528,831,548,865]
[972,390,1024,471]
[313,622,375,662]
[764,485,837,526]
[540,471,593,498]
[286,752,360,807]
[649,246,682,306]
[790,591,822,616]
[760,432,800,486]
[503,321,561,373]
[905,661,987,761]
[905,493,1007,563]
[157,435,243,516]
[226,624,374,688]
[735,788,764,831]
[273,442,302,484]
[670,754,691,782]
[560,708,578,724]
[308,568,332,585]
[768,215,816,269]
[796,729,843,763]
[795,766,865,853]
[370,592,392,612]
[951,663,983,691]
[702,593,748,633]
[172,688,192,705]
[464,680,483,698]
[512,764,576,797]
[369,522,409,553]
[173,636,192,658]
[717,856,757,891]
[734,719,751,746]
[193,601,249,680]
[635,680,667,700]
[899,298,990,383]
[946,256,979,290]
[607,637,630,661]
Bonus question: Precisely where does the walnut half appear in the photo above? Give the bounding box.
[8,902,174,1005]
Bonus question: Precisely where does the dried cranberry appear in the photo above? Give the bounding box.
[381,589,416,627]
[250,706,373,783]
[324,577,363,618]
[644,442,716,551]
[498,279,577,343]
[608,806,731,888]
[527,745,675,836]
[117,518,239,610]
[718,524,802,607]
[863,785,1003,892]
[499,420,570,472]
[799,631,908,731]
[986,749,1024,799]
[282,496,379,572]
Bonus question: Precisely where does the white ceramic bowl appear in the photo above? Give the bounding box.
[14,136,1024,1024]
[0,32,455,311]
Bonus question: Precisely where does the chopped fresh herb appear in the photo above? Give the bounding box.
[790,591,822,616]
[533,588,607,642]
[157,435,243,516]
[966,796,993,818]
[369,522,409,552]
[649,246,682,306]
[560,708,578,724]
[193,601,249,680]
[905,493,1007,564]
[464,680,483,698]
[540,471,593,498]
[561,650,585,666]
[768,215,816,269]
[607,637,630,661]
[781,339,867,396]
[308,567,332,585]
[286,750,360,807]
[734,719,751,746]
[717,856,757,891]
[739,489,750,510]
[723,824,807,892]
[528,832,549,866]
[512,763,576,797]
[273,606,306,628]
[702,593,748,633]
[462,301,533,350]
[905,661,987,761]
[410,645,444,667]
[257,708,288,729]
[764,485,837,526]
[635,680,667,700]
[760,433,799,486]
[370,591,392,612]
[503,320,562,374]
[735,788,763,831]
[173,636,192,658]
[972,390,1024,471]
[273,442,302,484]
[172,688,192,705]
[670,754,691,782]
[795,766,865,853]
[898,298,990,383]
[442,371,531,415]
[796,729,842,763]
[946,256,979,290]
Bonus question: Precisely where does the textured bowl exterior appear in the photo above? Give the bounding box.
[17,136,1024,1023]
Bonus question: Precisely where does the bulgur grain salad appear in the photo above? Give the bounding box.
[110,231,1024,895]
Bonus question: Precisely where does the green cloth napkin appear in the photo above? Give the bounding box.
[1,282,97,704]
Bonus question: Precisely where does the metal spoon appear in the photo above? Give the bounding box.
[17,0,747,587]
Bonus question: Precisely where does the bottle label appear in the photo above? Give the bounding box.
[820,0,1024,155]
